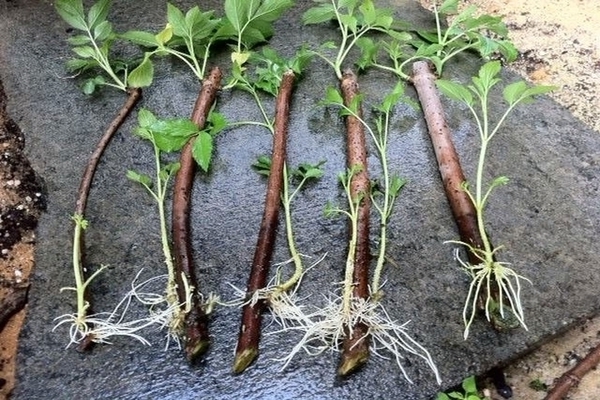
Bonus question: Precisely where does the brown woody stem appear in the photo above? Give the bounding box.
[172,66,222,363]
[411,61,500,324]
[338,69,371,377]
[233,71,296,373]
[544,342,600,400]
[74,87,142,351]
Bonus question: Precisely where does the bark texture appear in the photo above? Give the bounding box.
[338,69,371,377]
[172,66,222,363]
[233,71,296,373]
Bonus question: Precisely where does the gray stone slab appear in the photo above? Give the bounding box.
[1,0,599,399]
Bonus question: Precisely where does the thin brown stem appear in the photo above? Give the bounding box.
[172,66,222,363]
[338,69,371,376]
[411,60,500,325]
[544,342,600,400]
[74,87,142,351]
[233,71,296,373]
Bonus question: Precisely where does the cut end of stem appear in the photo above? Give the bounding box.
[232,347,259,374]
[185,339,210,364]
[338,348,369,377]
[76,334,95,352]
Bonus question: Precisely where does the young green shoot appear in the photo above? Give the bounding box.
[55,0,153,93]
[361,0,517,80]
[436,61,554,338]
[303,0,405,79]
[121,3,223,81]
[128,108,224,341]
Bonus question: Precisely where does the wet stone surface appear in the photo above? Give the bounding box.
[0,0,600,399]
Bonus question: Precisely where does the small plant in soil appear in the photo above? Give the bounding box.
[54,0,150,349]
[436,61,554,337]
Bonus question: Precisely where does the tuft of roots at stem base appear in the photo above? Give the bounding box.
[451,247,532,340]
[53,269,218,349]
[270,289,442,385]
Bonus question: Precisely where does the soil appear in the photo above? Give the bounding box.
[0,0,599,399]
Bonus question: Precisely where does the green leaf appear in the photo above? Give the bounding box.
[93,20,112,41]
[155,24,174,46]
[66,58,96,72]
[302,4,336,24]
[207,112,228,136]
[72,46,96,59]
[378,82,405,113]
[192,131,213,172]
[252,155,272,176]
[436,79,473,105]
[55,0,87,31]
[462,376,477,394]
[166,3,187,38]
[358,0,377,26]
[389,175,406,196]
[127,170,153,187]
[323,87,344,106]
[438,0,458,15]
[137,108,157,128]
[435,393,451,400]
[160,162,181,181]
[82,78,97,94]
[355,36,378,71]
[121,30,159,47]
[150,118,199,139]
[67,34,91,46]
[502,80,528,104]
[477,61,502,88]
[128,54,154,88]
[87,0,111,30]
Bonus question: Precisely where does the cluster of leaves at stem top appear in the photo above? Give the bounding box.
[57,0,294,92]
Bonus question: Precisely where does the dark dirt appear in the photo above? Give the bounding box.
[0,78,45,398]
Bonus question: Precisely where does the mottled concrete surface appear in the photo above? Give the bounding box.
[0,0,599,399]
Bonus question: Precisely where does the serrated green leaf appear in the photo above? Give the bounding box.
[355,36,378,71]
[93,20,112,41]
[435,393,451,400]
[378,82,405,113]
[121,30,159,47]
[72,46,96,59]
[523,85,555,98]
[462,376,477,393]
[67,34,91,46]
[477,60,502,87]
[87,0,110,30]
[127,170,153,187]
[150,118,199,138]
[302,4,336,24]
[324,87,344,105]
[436,79,473,105]
[128,54,154,88]
[390,175,406,195]
[387,30,411,42]
[208,112,228,136]
[502,80,528,104]
[137,108,157,128]
[438,0,458,15]
[160,162,181,181]
[82,78,97,94]
[151,133,190,153]
[166,3,187,38]
[155,24,174,46]
[192,131,213,172]
[358,0,376,26]
[339,14,358,33]
[66,58,96,72]
[133,127,152,140]
[55,0,87,31]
